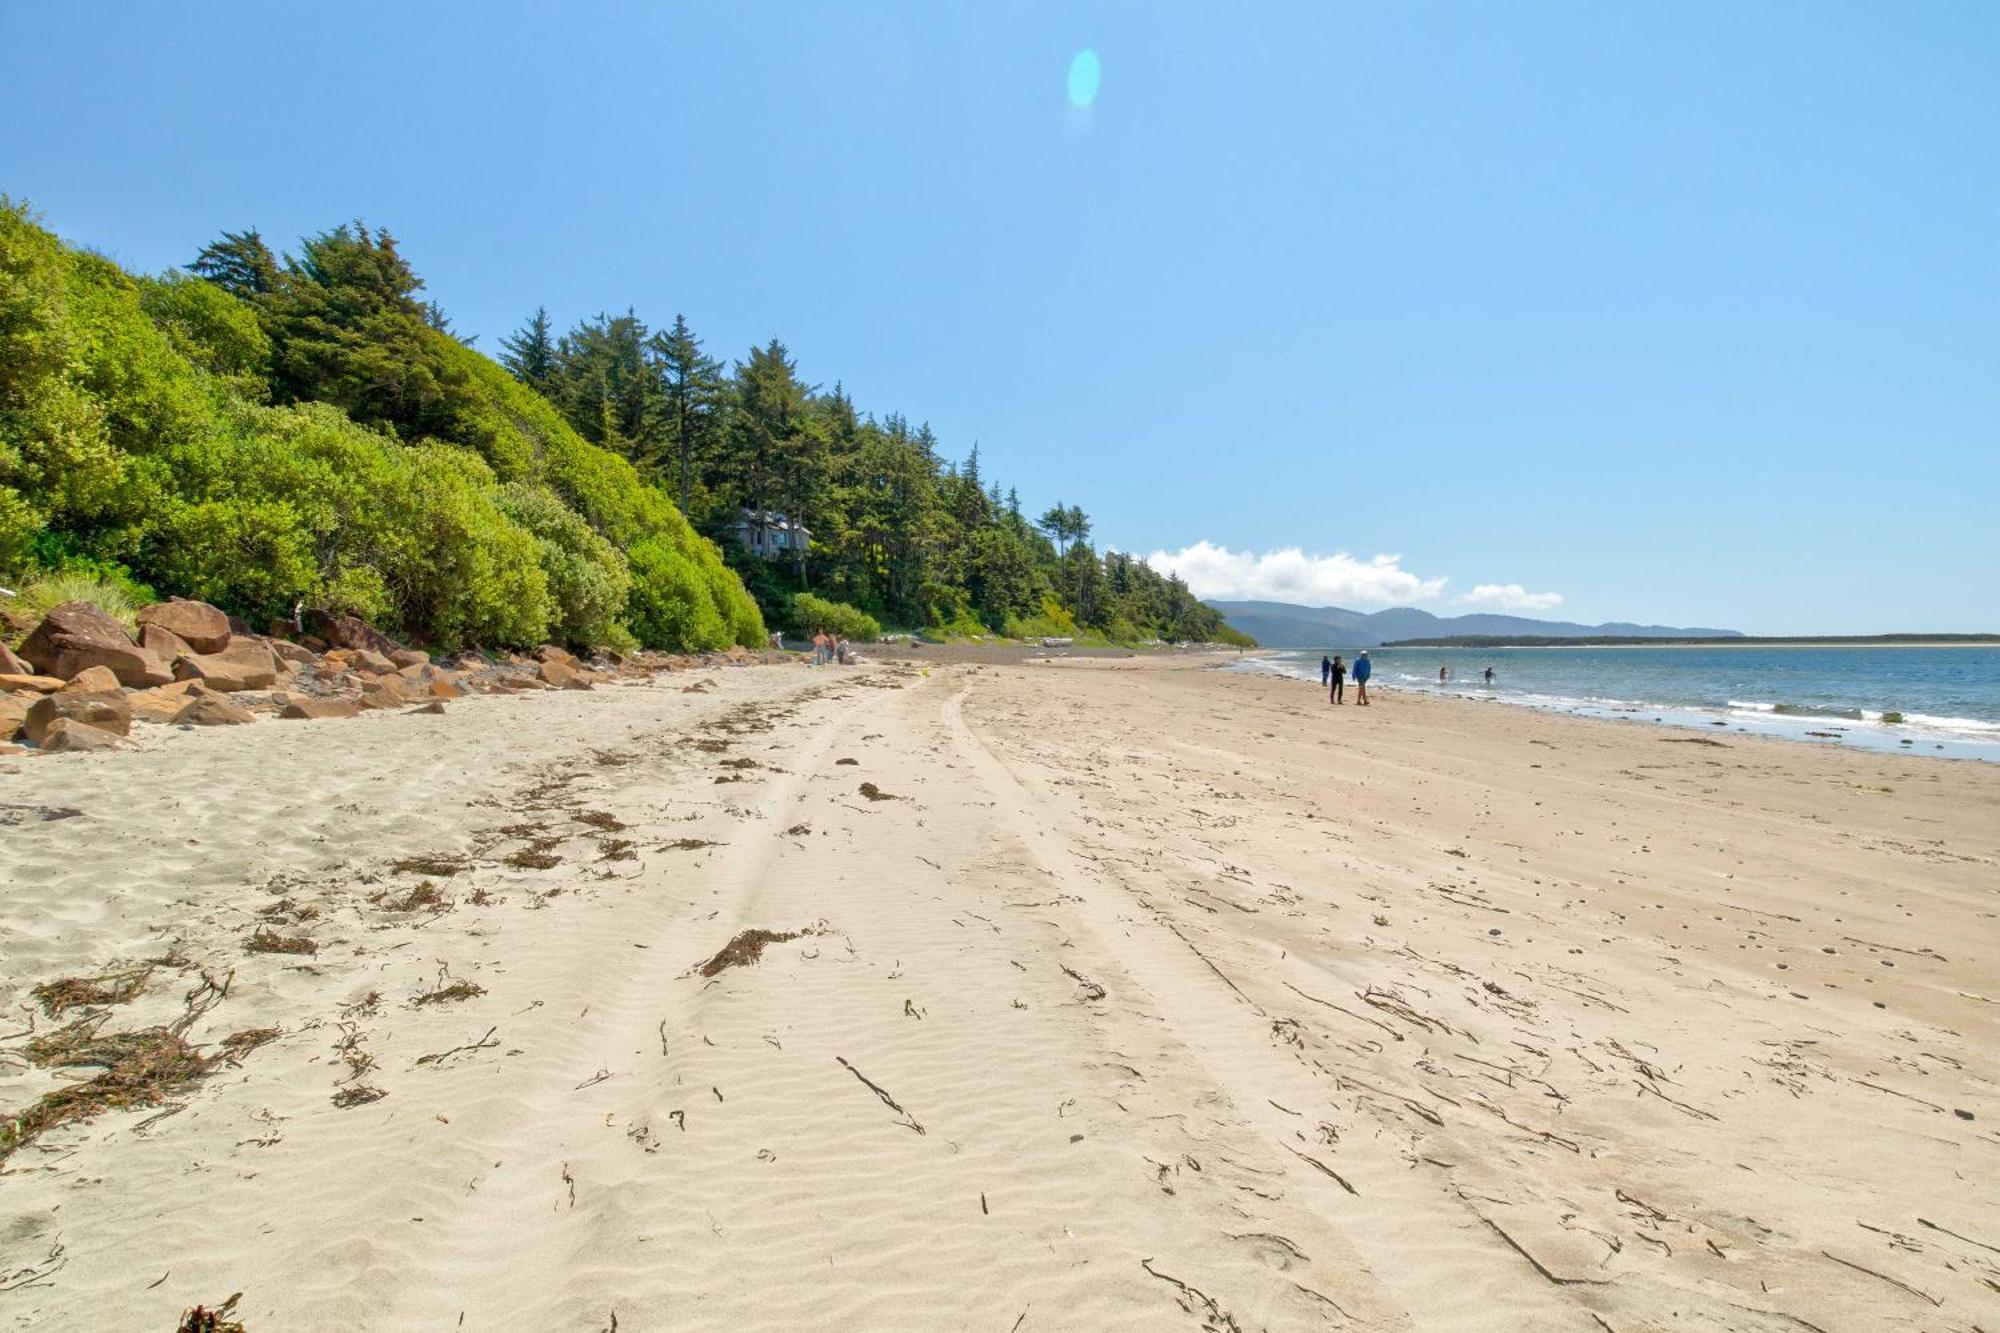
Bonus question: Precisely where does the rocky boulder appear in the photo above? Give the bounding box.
[358,676,408,709]
[269,640,319,668]
[280,697,360,721]
[172,694,257,727]
[38,717,127,752]
[0,673,66,694]
[0,693,30,741]
[389,648,430,669]
[138,622,195,663]
[536,659,592,690]
[172,638,279,692]
[24,691,133,746]
[20,602,172,688]
[305,611,402,656]
[129,681,202,724]
[135,598,231,654]
[61,665,122,694]
[0,643,31,675]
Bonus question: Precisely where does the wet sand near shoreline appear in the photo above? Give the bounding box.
[2,655,1995,1330]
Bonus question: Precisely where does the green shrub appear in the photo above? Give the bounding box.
[137,272,270,379]
[624,539,730,652]
[790,592,880,641]
[497,482,631,648]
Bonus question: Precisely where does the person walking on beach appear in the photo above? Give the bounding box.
[1353,650,1372,705]
[1321,654,1333,686]
[1329,655,1346,704]
[811,631,831,665]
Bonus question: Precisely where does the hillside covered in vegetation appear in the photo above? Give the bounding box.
[0,201,1246,649]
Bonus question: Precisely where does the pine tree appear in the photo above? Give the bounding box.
[500,307,558,398]
[188,228,279,298]
[649,314,726,517]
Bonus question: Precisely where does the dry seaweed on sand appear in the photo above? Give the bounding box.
[219,1028,279,1064]
[411,977,485,1007]
[245,928,317,955]
[858,782,898,801]
[30,965,152,1017]
[331,1084,386,1109]
[2,1010,241,1161]
[176,1293,247,1332]
[504,847,563,870]
[375,882,445,913]
[388,854,468,878]
[664,837,721,851]
[572,810,625,831]
[696,926,820,978]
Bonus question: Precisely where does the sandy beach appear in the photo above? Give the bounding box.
[2,654,1996,1331]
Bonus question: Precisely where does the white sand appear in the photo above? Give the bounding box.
[2,656,1995,1330]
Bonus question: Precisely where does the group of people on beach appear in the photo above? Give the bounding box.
[1321,651,1371,705]
[811,632,850,666]
[1319,653,1498,705]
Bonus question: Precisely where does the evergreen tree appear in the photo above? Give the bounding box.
[188,228,279,298]
[649,313,727,517]
[500,306,558,398]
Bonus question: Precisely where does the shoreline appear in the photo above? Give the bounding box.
[4,655,1995,1328]
[1231,648,2000,763]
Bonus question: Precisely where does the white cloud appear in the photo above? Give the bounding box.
[1145,541,1448,607]
[1458,583,1564,612]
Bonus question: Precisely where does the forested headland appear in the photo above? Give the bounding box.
[0,201,1248,652]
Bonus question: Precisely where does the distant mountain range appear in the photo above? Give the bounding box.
[1207,601,1742,649]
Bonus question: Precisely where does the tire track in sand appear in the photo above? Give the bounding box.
[370,681,875,1330]
[943,685,1603,1333]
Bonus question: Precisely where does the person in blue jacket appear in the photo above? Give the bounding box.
[1352,650,1372,705]
[1321,654,1332,686]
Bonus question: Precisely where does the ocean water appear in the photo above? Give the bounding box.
[1233,645,2000,762]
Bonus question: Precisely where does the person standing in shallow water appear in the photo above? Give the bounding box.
[1321,654,1333,686]
[1329,655,1346,704]
[1353,650,1372,705]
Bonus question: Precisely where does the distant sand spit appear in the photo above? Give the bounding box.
[2,656,1995,1329]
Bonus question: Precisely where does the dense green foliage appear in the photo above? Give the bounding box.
[789,592,881,642]
[2,198,1245,649]
[0,202,762,651]
[502,306,1249,644]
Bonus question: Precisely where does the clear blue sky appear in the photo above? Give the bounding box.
[4,2,1995,632]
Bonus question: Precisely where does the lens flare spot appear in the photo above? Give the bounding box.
[1067,49,1101,107]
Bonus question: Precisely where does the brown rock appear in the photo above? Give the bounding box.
[61,665,122,694]
[269,640,319,668]
[304,610,403,656]
[389,648,430,669]
[0,693,29,740]
[0,643,31,675]
[358,676,408,709]
[19,601,172,687]
[0,673,67,694]
[536,659,592,690]
[408,700,447,715]
[172,694,257,726]
[280,698,360,721]
[352,649,396,675]
[428,679,464,699]
[24,691,133,746]
[533,644,578,667]
[138,622,195,662]
[38,717,127,752]
[129,682,203,724]
[172,638,279,692]
[136,598,231,654]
